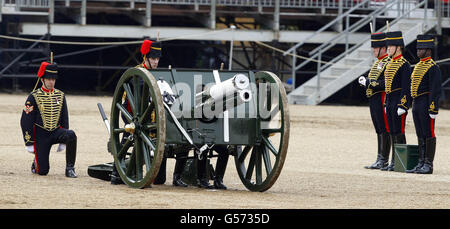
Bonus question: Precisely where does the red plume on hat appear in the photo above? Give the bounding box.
[140,40,153,56]
[37,62,50,78]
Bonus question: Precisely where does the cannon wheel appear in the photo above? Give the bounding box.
[110,67,166,188]
[234,71,290,192]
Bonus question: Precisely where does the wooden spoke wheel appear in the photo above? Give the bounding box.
[234,71,290,192]
[110,67,166,188]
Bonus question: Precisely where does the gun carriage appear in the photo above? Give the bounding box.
[92,67,289,192]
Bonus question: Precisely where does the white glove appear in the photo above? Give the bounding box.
[358,76,366,86]
[157,80,176,105]
[397,108,406,116]
[430,114,437,119]
[57,144,66,152]
[25,145,34,154]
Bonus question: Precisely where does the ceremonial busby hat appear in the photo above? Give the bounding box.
[37,61,58,79]
[371,32,387,48]
[386,31,404,47]
[140,39,162,58]
[416,34,435,49]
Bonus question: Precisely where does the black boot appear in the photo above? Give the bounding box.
[172,152,188,187]
[381,134,405,171]
[197,178,214,189]
[65,167,77,178]
[406,138,425,173]
[213,178,226,190]
[213,146,229,189]
[381,134,395,171]
[416,137,436,174]
[153,157,167,184]
[365,133,390,169]
[31,159,37,174]
[65,138,77,178]
[196,152,214,189]
[173,174,188,187]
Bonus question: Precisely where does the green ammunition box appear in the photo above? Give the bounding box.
[394,144,419,172]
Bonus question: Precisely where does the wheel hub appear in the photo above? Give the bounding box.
[124,123,136,134]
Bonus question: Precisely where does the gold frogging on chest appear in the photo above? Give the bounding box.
[33,89,64,131]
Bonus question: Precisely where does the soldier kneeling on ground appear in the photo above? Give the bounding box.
[20,61,77,178]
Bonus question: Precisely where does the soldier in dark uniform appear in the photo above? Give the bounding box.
[358,32,392,169]
[20,61,77,178]
[196,145,229,189]
[406,35,442,174]
[110,39,188,187]
[381,31,412,171]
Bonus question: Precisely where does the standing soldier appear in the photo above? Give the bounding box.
[406,35,441,174]
[196,145,229,189]
[381,31,412,171]
[20,61,78,178]
[359,32,392,169]
[110,39,189,187]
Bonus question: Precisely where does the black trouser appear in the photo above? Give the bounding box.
[411,95,437,173]
[173,151,188,176]
[412,95,436,140]
[197,145,229,180]
[369,92,390,134]
[385,91,407,135]
[153,151,188,184]
[33,126,77,175]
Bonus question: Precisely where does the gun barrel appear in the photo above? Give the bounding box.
[97,103,107,121]
[196,88,252,112]
[196,74,249,102]
[97,103,110,134]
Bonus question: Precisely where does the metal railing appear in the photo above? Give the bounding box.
[52,0,387,9]
[2,0,49,8]
[288,0,402,89]
[437,0,450,17]
[1,0,49,22]
[316,0,428,72]
[308,0,404,58]
[19,0,49,7]
[284,0,373,56]
[215,0,384,8]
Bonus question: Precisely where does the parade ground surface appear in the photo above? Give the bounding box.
[1,93,450,209]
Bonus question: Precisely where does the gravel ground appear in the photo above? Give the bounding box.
[1,93,449,209]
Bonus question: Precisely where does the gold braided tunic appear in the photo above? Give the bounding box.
[366,54,391,97]
[33,88,65,131]
[383,55,411,110]
[20,87,69,146]
[410,57,442,114]
[411,57,436,98]
[385,56,407,94]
